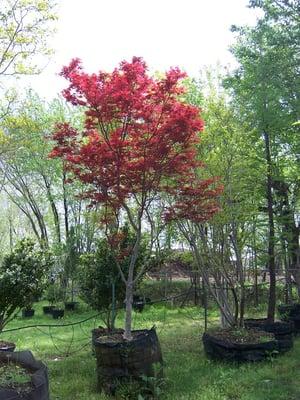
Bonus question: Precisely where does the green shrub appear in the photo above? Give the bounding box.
[0,238,53,331]
[45,283,65,305]
[78,226,145,329]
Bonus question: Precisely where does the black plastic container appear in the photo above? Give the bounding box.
[64,301,78,311]
[202,331,278,362]
[52,309,64,319]
[244,318,294,353]
[0,351,49,400]
[94,328,163,394]
[43,306,55,315]
[22,309,35,318]
[0,341,16,352]
[278,303,300,333]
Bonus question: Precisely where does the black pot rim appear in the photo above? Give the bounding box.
[0,351,48,395]
[94,328,157,348]
[202,331,276,350]
[244,318,294,333]
[0,341,16,351]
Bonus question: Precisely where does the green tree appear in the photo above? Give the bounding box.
[0,92,93,249]
[178,75,265,326]
[0,0,57,77]
[78,225,145,330]
[226,0,300,319]
[0,238,53,332]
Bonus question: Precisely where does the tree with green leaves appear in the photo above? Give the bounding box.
[226,0,300,319]
[0,92,97,251]
[176,75,265,326]
[0,238,53,332]
[0,0,57,78]
[78,225,146,330]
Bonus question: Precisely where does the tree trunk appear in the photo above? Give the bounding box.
[230,230,245,327]
[274,179,300,297]
[124,280,134,340]
[123,231,141,341]
[63,170,69,239]
[42,174,61,244]
[263,130,276,322]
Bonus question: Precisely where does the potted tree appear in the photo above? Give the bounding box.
[63,227,79,311]
[79,227,146,352]
[50,57,220,393]
[22,295,35,318]
[51,302,65,319]
[202,327,278,362]
[0,238,52,350]
[44,283,64,316]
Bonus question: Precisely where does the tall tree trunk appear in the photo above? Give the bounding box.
[62,170,69,239]
[263,130,276,322]
[230,229,245,327]
[273,178,300,297]
[42,174,61,243]
[191,239,236,326]
[124,230,141,341]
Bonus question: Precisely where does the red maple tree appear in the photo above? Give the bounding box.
[50,57,221,339]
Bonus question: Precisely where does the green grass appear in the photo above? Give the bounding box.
[1,302,300,399]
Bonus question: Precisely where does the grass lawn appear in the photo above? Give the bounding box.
[1,301,300,400]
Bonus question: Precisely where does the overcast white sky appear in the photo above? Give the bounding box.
[22,0,261,99]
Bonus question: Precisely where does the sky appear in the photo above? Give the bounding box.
[22,0,261,99]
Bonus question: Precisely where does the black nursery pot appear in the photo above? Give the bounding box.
[43,306,55,315]
[244,318,294,353]
[278,303,300,319]
[202,331,278,362]
[52,309,64,319]
[91,327,124,355]
[22,309,35,318]
[0,341,16,352]
[133,301,145,313]
[0,350,49,400]
[278,304,300,333]
[64,302,78,311]
[94,328,163,394]
[123,296,147,313]
[132,295,145,313]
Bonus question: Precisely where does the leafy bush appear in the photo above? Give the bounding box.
[0,238,53,331]
[78,226,145,329]
[45,283,65,305]
[62,226,80,302]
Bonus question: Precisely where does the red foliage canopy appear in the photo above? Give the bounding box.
[50,57,221,223]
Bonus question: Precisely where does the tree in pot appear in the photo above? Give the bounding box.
[163,78,285,359]
[44,284,65,317]
[44,283,62,307]
[79,225,145,332]
[62,227,80,311]
[164,100,245,328]
[79,227,146,354]
[225,0,300,323]
[50,57,220,391]
[22,295,36,318]
[0,238,52,349]
[50,56,220,340]
[222,1,299,349]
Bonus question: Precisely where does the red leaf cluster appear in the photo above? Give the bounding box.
[165,178,224,223]
[50,57,221,223]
